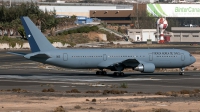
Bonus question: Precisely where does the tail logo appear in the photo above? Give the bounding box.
[28,34,31,38]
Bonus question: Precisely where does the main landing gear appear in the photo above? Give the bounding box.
[179,68,185,75]
[113,72,124,76]
[95,70,124,76]
[96,71,107,75]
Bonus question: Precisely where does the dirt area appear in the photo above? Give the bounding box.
[0,91,200,112]
[190,54,200,70]
[87,32,107,41]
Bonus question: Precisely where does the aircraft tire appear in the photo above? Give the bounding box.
[96,71,100,75]
[102,71,107,75]
[179,72,184,75]
[113,72,118,76]
[120,72,124,76]
[116,72,120,76]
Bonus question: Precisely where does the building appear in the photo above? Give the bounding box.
[39,4,133,17]
[90,3,200,25]
[170,27,200,42]
[89,3,145,24]
[128,29,156,41]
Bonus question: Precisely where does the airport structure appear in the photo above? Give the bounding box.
[127,29,156,42]
[39,4,133,17]
[38,3,200,42]
[171,27,200,42]
[40,3,200,25]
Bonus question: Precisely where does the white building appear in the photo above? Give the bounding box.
[127,29,156,42]
[39,5,132,17]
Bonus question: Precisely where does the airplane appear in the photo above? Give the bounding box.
[8,17,196,76]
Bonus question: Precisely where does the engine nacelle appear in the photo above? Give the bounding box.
[134,63,155,73]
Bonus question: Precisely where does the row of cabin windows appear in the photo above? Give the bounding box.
[108,56,145,58]
[71,56,145,58]
[157,56,178,57]
[72,56,102,58]
[71,55,178,58]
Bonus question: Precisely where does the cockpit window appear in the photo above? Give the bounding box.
[189,54,192,57]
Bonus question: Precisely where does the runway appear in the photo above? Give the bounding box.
[0,49,200,93]
[0,68,200,93]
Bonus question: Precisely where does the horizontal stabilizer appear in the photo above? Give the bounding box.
[7,52,27,56]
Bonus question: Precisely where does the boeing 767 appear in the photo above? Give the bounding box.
[8,17,196,76]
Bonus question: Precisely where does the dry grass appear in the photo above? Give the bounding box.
[92,98,96,102]
[88,107,94,109]
[120,83,128,88]
[152,108,171,112]
[42,88,55,92]
[118,109,133,112]
[105,109,134,112]
[85,90,101,93]
[155,89,200,96]
[1,88,27,93]
[137,91,143,94]
[74,105,81,109]
[103,90,128,95]
[155,91,165,95]
[54,106,65,112]
[66,89,80,93]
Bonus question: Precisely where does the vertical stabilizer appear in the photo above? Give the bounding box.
[20,17,56,52]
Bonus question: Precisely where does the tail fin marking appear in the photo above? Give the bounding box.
[20,17,56,52]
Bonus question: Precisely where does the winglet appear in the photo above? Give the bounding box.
[20,16,56,52]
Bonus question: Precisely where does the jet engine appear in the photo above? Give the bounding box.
[134,63,155,73]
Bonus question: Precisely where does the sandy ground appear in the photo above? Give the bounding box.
[191,54,200,69]
[0,92,200,112]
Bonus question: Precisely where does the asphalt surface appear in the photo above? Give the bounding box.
[0,48,200,93]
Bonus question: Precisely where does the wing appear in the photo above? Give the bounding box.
[30,54,51,59]
[97,59,141,71]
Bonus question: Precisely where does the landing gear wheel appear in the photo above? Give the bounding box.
[96,71,100,75]
[102,71,107,75]
[113,72,124,76]
[113,72,119,76]
[120,72,124,76]
[96,71,107,75]
[179,72,184,75]
[179,68,185,75]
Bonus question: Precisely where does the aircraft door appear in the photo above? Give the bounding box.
[181,53,185,61]
[149,53,153,61]
[103,54,107,61]
[63,53,68,61]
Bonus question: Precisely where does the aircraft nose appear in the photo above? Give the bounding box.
[191,56,196,64]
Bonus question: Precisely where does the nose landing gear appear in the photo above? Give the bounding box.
[179,68,185,75]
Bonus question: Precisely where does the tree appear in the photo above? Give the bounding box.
[17,26,26,40]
